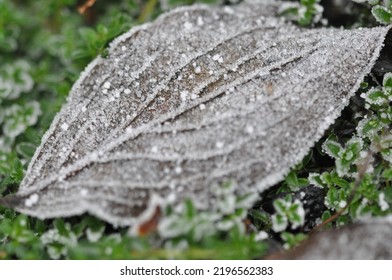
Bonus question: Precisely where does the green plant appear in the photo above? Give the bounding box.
[281,0,324,26]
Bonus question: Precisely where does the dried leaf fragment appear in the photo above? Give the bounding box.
[0,1,390,227]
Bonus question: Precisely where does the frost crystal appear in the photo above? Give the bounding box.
[24,193,39,207]
[0,1,390,227]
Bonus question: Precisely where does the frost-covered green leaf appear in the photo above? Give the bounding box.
[357,114,384,137]
[272,196,305,232]
[322,136,343,159]
[383,72,392,89]
[280,0,324,26]
[281,232,307,250]
[372,5,392,24]
[285,170,309,191]
[323,135,364,177]
[361,88,387,107]
[336,137,364,177]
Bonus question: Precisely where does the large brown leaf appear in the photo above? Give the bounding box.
[269,217,392,259]
[0,1,390,226]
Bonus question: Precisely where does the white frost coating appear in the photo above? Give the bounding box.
[255,230,268,241]
[0,1,390,228]
[339,200,347,208]
[272,214,288,232]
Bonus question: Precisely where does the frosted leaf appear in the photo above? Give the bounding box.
[275,216,392,259]
[86,226,105,242]
[0,1,390,227]
[40,223,77,259]
[0,60,34,101]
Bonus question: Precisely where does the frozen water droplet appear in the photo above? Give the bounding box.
[216,141,224,149]
[194,66,202,73]
[175,166,182,174]
[80,189,88,197]
[255,231,268,241]
[60,123,69,131]
[103,81,111,89]
[339,200,347,208]
[180,90,189,101]
[25,193,39,207]
[212,54,223,63]
[86,227,104,242]
[245,125,254,134]
[199,104,206,110]
[167,192,176,203]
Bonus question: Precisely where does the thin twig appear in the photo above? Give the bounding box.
[78,0,96,15]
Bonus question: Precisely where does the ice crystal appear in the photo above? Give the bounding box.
[0,0,390,227]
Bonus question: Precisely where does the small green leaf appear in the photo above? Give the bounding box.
[323,140,343,159]
[382,168,392,180]
[364,88,387,106]
[281,232,307,249]
[372,5,392,24]
[383,72,392,88]
[16,142,36,159]
[357,115,382,138]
